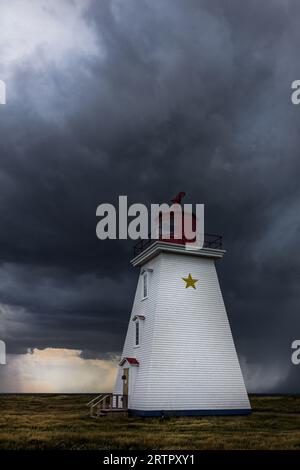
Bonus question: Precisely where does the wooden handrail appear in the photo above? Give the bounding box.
[91,393,112,409]
[88,393,127,416]
[87,394,105,407]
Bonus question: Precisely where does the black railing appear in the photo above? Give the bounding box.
[133,233,223,257]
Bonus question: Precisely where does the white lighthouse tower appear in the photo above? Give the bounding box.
[112,198,250,417]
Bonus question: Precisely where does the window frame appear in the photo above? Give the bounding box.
[135,320,140,347]
[142,271,148,300]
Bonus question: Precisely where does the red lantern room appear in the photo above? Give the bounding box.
[155,192,197,245]
[133,193,222,257]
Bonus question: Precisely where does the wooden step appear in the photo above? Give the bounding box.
[99,408,128,413]
[93,408,128,417]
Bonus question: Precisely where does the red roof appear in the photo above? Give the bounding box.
[119,357,139,366]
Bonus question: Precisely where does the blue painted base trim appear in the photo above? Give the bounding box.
[129,408,252,417]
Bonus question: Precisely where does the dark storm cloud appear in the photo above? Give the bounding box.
[0,0,300,391]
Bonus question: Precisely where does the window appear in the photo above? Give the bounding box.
[142,272,148,299]
[132,315,144,347]
[135,321,140,346]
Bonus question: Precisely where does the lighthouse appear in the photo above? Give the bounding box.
[111,197,251,417]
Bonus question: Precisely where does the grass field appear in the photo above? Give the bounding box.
[0,394,299,450]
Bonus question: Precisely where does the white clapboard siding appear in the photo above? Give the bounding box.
[114,246,250,414]
[114,254,162,407]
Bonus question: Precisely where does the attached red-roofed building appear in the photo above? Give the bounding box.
[119,357,139,366]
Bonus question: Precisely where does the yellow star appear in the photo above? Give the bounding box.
[182,273,198,289]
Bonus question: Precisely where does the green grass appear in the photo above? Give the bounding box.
[0,394,299,450]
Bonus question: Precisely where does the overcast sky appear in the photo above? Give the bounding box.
[0,0,300,393]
